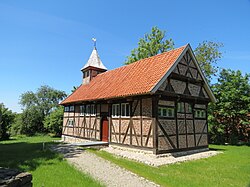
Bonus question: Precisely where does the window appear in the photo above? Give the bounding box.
[177,102,185,113]
[195,109,206,118]
[69,106,74,112]
[65,106,74,112]
[90,104,96,116]
[121,103,130,117]
[187,103,193,113]
[85,104,95,116]
[112,104,120,117]
[80,105,85,116]
[86,105,91,115]
[112,103,130,117]
[64,106,69,112]
[158,107,175,117]
[67,119,74,127]
[168,108,174,117]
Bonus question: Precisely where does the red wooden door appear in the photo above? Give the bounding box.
[101,117,109,142]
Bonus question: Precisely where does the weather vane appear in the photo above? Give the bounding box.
[92,38,97,48]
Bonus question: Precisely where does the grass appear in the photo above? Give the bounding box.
[89,145,250,187]
[0,135,103,187]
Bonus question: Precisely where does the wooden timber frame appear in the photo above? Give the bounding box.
[62,95,155,151]
[106,96,155,151]
[62,93,209,154]
[62,48,211,154]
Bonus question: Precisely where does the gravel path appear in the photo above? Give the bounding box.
[102,146,221,167]
[51,144,158,187]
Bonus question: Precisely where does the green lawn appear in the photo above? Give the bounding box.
[0,136,103,187]
[89,145,250,187]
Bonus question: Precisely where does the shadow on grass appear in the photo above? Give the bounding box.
[0,137,17,142]
[209,147,226,151]
[0,141,62,172]
[210,142,250,147]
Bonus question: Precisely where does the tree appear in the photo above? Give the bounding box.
[209,69,250,144]
[18,85,67,135]
[19,106,44,135]
[20,85,67,117]
[194,41,223,82]
[124,26,174,64]
[10,113,22,136]
[124,27,223,82]
[44,106,64,136]
[0,103,15,140]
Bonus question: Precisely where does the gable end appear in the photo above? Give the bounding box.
[151,44,216,102]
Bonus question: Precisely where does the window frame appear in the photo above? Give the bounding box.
[85,105,91,116]
[86,71,89,77]
[112,104,120,118]
[187,103,193,113]
[69,106,74,112]
[64,106,69,112]
[158,106,175,118]
[177,102,185,113]
[90,104,96,116]
[194,109,206,119]
[121,103,130,117]
[80,105,85,116]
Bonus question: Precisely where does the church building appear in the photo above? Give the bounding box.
[60,42,215,154]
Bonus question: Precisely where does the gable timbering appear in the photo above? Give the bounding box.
[157,50,209,99]
[155,49,211,153]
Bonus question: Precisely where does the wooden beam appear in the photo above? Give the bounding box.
[119,108,121,143]
[197,122,208,146]
[156,91,210,103]
[152,96,158,154]
[184,102,188,148]
[170,72,203,85]
[140,98,143,146]
[145,121,152,147]
[108,103,112,142]
[130,101,133,145]
[111,120,119,143]
[122,122,130,144]
[206,103,209,145]
[99,104,101,140]
[192,103,196,146]
[79,117,85,137]
[157,120,176,149]
[73,106,76,137]
[175,101,179,149]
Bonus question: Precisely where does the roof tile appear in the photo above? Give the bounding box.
[61,45,186,104]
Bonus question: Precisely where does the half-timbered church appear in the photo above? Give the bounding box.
[61,43,216,154]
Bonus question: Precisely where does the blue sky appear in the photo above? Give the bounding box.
[0,0,250,113]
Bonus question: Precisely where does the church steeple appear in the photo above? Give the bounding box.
[81,39,107,85]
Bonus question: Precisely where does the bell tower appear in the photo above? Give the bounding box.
[81,38,107,85]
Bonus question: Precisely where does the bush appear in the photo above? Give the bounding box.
[208,122,225,144]
[0,103,15,140]
[44,106,64,137]
[208,69,250,145]
[17,107,44,136]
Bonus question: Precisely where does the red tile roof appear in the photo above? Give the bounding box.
[61,45,187,104]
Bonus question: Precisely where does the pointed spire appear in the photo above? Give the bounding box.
[81,38,107,71]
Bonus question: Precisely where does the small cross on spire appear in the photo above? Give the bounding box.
[92,38,97,48]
